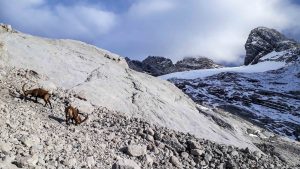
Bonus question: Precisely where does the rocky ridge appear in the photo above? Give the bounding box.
[0,67,297,169]
[126,56,222,76]
[244,27,300,65]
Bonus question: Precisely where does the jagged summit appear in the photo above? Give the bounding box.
[244,27,299,65]
[126,56,222,76]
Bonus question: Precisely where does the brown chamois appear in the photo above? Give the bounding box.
[22,84,52,109]
[65,106,88,125]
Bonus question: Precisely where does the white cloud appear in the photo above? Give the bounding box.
[0,0,117,41]
[102,0,300,64]
[0,0,299,65]
[128,0,175,17]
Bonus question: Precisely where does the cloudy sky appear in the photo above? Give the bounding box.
[1,0,300,65]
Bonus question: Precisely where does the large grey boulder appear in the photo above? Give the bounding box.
[126,145,147,157]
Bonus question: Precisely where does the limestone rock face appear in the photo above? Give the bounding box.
[244,27,299,65]
[175,57,221,71]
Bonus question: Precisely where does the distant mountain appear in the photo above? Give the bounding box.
[244,27,299,65]
[163,27,300,142]
[126,56,222,76]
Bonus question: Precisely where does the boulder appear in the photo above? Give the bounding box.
[126,145,147,157]
[112,158,140,169]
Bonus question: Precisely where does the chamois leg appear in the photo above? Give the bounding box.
[48,100,52,109]
[66,114,70,125]
[44,95,52,109]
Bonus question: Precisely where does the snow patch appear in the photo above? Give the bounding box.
[160,61,286,80]
[260,51,289,60]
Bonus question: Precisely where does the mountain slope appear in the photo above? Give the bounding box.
[1,67,297,168]
[161,27,300,141]
[0,24,257,149]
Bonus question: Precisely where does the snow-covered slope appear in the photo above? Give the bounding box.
[162,27,300,141]
[167,64,300,139]
[0,24,259,149]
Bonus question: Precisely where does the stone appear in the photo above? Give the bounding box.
[253,151,262,159]
[112,158,140,169]
[231,151,239,157]
[27,154,39,166]
[163,135,185,152]
[187,140,202,150]
[145,155,153,166]
[169,156,181,168]
[146,135,154,142]
[200,160,206,166]
[86,156,95,168]
[21,135,40,148]
[153,133,162,141]
[226,159,238,169]
[0,141,12,154]
[145,128,155,136]
[64,158,77,167]
[126,145,147,157]
[204,153,212,163]
[181,152,189,159]
[190,149,204,156]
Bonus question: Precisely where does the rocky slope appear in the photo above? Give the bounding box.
[126,56,221,76]
[0,24,268,152]
[0,66,298,169]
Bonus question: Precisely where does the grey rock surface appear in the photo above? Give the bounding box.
[244,27,299,65]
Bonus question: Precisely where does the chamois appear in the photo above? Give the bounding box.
[22,84,52,109]
[65,106,88,125]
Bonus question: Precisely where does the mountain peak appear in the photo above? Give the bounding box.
[126,56,222,76]
[244,27,299,65]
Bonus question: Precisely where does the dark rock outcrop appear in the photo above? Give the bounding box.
[244,27,298,65]
[142,56,177,76]
[126,56,221,76]
[175,57,221,71]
